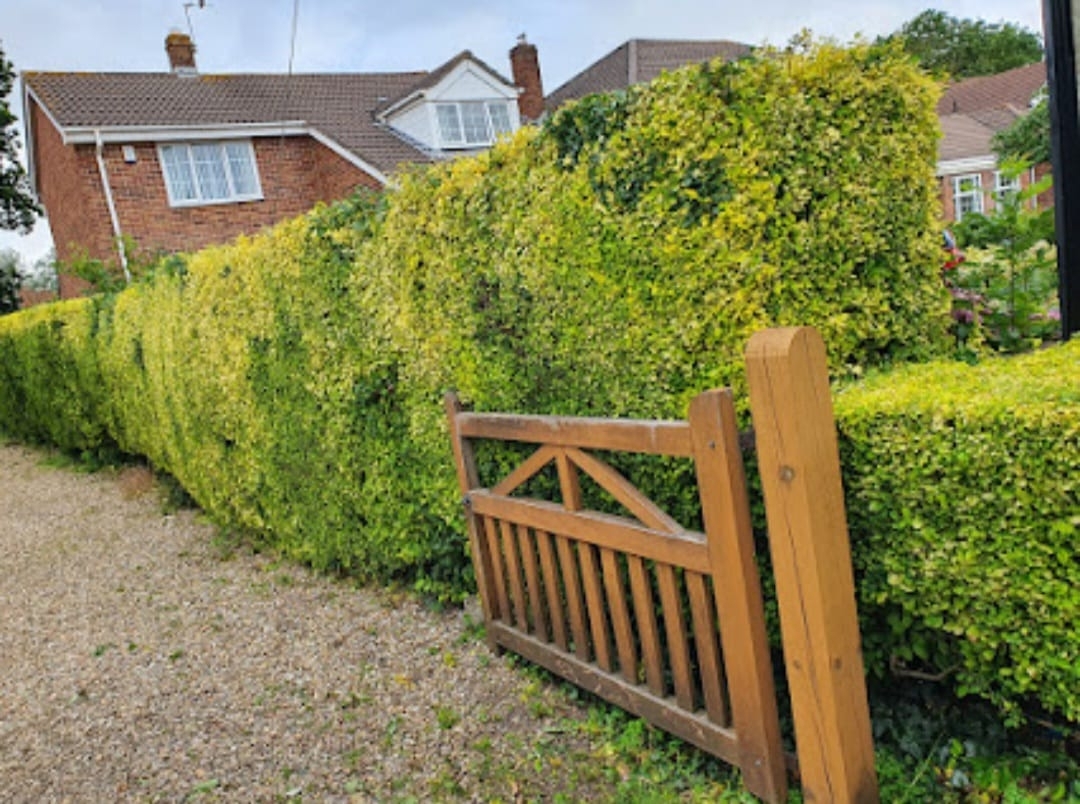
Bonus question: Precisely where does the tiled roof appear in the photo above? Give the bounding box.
[546,38,752,109]
[936,62,1044,166]
[936,61,1046,115]
[23,69,441,177]
[939,113,999,162]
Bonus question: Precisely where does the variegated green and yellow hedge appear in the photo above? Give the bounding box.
[2,40,1076,724]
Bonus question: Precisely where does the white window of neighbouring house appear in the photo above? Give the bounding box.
[158,140,262,206]
[994,170,1021,205]
[953,174,983,220]
[434,101,515,148]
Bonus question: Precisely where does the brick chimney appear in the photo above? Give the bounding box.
[510,35,544,122]
[165,31,197,74]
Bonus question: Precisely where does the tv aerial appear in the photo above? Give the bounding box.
[183,0,208,38]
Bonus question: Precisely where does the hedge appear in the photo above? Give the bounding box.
[5,40,1076,724]
[836,340,1080,725]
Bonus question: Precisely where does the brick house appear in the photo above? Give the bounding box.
[937,62,1051,222]
[545,39,752,110]
[22,33,545,298]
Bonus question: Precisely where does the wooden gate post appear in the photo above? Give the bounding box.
[745,327,879,803]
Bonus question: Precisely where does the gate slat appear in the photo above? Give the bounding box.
[518,527,548,641]
[657,563,695,711]
[556,535,590,661]
[686,571,729,726]
[500,519,528,630]
[579,543,613,671]
[482,515,511,624]
[628,555,665,696]
[600,547,638,684]
[536,530,568,650]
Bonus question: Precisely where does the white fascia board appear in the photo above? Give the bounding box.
[60,121,310,145]
[23,82,38,195]
[23,84,71,195]
[937,155,998,176]
[378,91,425,121]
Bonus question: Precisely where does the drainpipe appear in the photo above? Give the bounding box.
[94,129,131,283]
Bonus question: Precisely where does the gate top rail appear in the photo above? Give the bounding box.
[454,409,694,457]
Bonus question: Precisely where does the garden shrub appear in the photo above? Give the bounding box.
[835,339,1080,724]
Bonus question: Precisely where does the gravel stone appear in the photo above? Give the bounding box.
[0,444,608,802]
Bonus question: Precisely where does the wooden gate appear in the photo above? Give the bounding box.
[445,327,878,804]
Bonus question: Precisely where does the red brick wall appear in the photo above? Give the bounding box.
[18,288,58,309]
[104,136,381,257]
[30,102,382,299]
[29,98,117,298]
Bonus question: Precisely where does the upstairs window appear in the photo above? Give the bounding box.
[952,174,983,221]
[159,140,262,206]
[434,101,514,148]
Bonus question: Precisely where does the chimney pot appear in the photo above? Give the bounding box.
[510,36,544,122]
[166,31,197,74]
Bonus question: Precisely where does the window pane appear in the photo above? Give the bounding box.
[225,142,258,197]
[461,102,490,144]
[487,102,512,137]
[436,104,462,144]
[995,172,1019,201]
[953,174,983,221]
[160,145,196,202]
[192,143,230,200]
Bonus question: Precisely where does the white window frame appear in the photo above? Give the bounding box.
[952,174,983,221]
[993,170,1021,205]
[433,101,515,149]
[157,140,263,207]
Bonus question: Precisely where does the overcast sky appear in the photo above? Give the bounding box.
[0,0,1046,267]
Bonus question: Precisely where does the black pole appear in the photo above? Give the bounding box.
[1044,0,1080,339]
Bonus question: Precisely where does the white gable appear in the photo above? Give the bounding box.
[428,62,519,102]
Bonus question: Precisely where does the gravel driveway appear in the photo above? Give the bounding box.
[0,443,607,802]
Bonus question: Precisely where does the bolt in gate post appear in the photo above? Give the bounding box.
[745,327,879,804]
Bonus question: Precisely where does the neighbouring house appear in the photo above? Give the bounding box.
[545,38,752,110]
[22,32,545,298]
[937,61,1051,223]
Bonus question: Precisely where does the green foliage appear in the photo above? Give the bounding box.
[61,236,174,295]
[950,166,1059,353]
[882,9,1044,78]
[12,39,1074,730]
[0,45,40,233]
[22,249,58,292]
[0,247,21,313]
[835,340,1080,725]
[994,95,1051,165]
[0,297,113,450]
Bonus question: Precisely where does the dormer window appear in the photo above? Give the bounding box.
[435,101,514,148]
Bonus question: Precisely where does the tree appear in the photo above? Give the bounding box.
[0,248,22,313]
[0,43,40,233]
[993,94,1051,164]
[23,248,58,291]
[882,9,1043,79]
